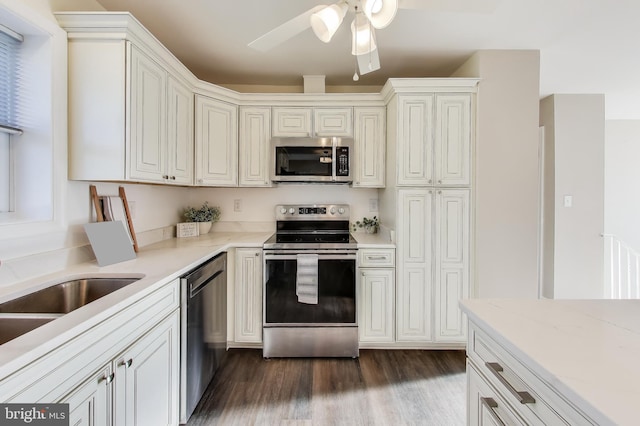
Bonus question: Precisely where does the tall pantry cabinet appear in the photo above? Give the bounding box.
[380,80,477,347]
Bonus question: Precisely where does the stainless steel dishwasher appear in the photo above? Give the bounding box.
[179,252,227,424]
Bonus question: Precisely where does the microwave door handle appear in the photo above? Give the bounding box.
[331,141,337,181]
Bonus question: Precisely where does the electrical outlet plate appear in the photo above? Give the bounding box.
[234,199,242,212]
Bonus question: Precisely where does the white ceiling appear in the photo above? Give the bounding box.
[92,0,640,119]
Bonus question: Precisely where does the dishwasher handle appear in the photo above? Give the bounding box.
[190,269,224,298]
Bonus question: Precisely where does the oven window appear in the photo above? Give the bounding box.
[275,147,332,176]
[264,258,355,324]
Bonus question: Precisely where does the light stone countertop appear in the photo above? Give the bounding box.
[0,231,271,379]
[0,229,394,379]
[460,298,640,426]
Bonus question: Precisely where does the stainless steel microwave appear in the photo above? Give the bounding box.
[271,137,353,183]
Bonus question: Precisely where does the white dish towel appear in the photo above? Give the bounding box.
[296,253,319,305]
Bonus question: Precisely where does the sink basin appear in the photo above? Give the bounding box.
[0,315,58,345]
[0,277,141,314]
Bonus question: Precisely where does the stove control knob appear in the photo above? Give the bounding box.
[338,207,345,215]
[279,207,287,214]
[330,207,336,215]
[288,208,295,215]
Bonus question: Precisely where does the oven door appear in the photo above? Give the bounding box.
[263,250,357,327]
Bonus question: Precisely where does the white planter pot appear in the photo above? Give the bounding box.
[198,222,212,235]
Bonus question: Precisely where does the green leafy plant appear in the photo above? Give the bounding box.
[183,202,221,223]
[352,216,379,233]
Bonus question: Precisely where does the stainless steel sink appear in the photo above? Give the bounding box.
[0,315,58,345]
[0,277,141,314]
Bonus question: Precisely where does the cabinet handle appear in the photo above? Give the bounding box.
[485,362,536,404]
[438,190,442,194]
[438,180,442,184]
[162,175,169,179]
[100,372,115,385]
[170,176,176,180]
[428,179,432,184]
[366,256,387,260]
[255,252,260,257]
[119,358,133,368]
[480,398,506,426]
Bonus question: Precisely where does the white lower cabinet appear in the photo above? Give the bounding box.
[234,248,263,344]
[358,248,395,345]
[64,311,179,426]
[396,188,470,345]
[0,279,181,426]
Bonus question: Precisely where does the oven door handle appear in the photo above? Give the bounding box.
[264,254,357,261]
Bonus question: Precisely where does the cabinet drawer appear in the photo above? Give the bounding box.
[359,249,395,267]
[468,360,527,426]
[468,324,595,425]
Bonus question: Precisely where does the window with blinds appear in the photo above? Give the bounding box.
[0,24,22,212]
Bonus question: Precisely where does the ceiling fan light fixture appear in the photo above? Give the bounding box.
[361,0,398,29]
[350,13,377,56]
[310,2,349,43]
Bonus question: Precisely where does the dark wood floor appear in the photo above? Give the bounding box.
[187,349,467,425]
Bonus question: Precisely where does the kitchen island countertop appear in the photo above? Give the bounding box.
[460,298,640,426]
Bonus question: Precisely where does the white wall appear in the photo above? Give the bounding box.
[453,50,541,299]
[540,94,605,299]
[605,120,640,253]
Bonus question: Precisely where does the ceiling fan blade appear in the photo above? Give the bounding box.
[398,0,501,13]
[357,48,380,75]
[248,5,326,52]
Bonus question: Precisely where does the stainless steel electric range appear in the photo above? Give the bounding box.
[262,204,358,358]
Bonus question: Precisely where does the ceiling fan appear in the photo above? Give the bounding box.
[248,0,501,80]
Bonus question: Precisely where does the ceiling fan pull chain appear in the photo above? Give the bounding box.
[353,4,360,81]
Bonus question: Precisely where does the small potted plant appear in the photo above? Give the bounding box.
[352,216,379,234]
[183,202,221,235]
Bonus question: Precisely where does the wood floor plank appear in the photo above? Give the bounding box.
[187,349,466,426]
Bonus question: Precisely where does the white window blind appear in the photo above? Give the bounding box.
[0,24,22,212]
[0,23,23,133]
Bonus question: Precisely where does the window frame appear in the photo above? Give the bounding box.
[0,0,67,244]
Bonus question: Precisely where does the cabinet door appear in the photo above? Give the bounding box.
[314,108,353,136]
[235,248,263,343]
[434,189,470,342]
[353,107,385,188]
[435,94,471,186]
[272,108,312,137]
[468,362,527,426]
[396,189,433,342]
[239,107,271,187]
[116,310,180,426]
[397,95,434,186]
[195,95,238,186]
[63,365,112,426]
[166,76,193,185]
[359,268,394,343]
[128,45,167,182]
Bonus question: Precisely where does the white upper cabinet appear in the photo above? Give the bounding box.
[272,108,312,137]
[435,95,471,186]
[63,31,195,184]
[313,108,353,136]
[272,107,353,137]
[396,93,472,187]
[397,95,434,186]
[166,76,194,185]
[239,107,271,187]
[195,95,238,186]
[128,46,167,183]
[353,107,386,188]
